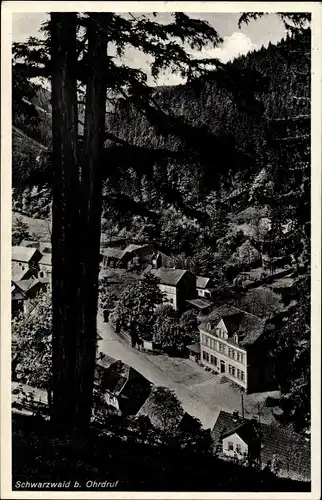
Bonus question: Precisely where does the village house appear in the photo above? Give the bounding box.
[101,243,154,270]
[12,246,43,281]
[38,253,52,278]
[196,276,214,299]
[149,267,196,312]
[95,354,152,416]
[11,278,48,318]
[198,305,275,393]
[212,410,310,483]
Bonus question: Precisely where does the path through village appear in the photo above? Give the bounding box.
[97,316,280,430]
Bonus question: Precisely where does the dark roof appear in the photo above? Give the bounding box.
[125,244,150,254]
[101,247,126,260]
[96,357,147,397]
[196,276,211,289]
[222,420,260,444]
[150,267,188,286]
[212,411,310,481]
[186,298,213,310]
[13,278,39,293]
[97,354,116,369]
[12,246,40,263]
[199,305,266,346]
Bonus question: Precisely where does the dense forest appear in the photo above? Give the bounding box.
[12,13,310,442]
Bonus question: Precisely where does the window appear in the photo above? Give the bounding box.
[232,350,236,360]
[240,371,245,381]
[228,441,234,451]
[229,364,232,375]
[231,366,236,377]
[236,444,242,454]
[240,353,245,364]
[237,369,240,379]
[169,298,174,304]
[233,333,238,344]
[210,355,217,366]
[202,351,209,362]
[207,322,212,332]
[228,348,232,358]
[236,352,241,362]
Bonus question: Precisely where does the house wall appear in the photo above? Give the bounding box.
[246,346,275,393]
[159,284,177,310]
[177,272,196,310]
[197,288,212,299]
[199,325,248,390]
[222,433,248,459]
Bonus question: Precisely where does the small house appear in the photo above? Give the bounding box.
[11,278,48,317]
[212,411,310,482]
[196,276,214,299]
[149,267,196,312]
[38,253,52,278]
[12,246,42,281]
[95,355,152,416]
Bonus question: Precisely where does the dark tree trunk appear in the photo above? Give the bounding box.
[50,13,82,426]
[76,15,107,425]
[51,13,107,427]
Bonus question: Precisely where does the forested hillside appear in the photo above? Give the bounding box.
[12,24,310,433]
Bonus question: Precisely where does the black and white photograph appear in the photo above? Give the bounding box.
[1,2,321,497]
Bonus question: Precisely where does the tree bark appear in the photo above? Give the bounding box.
[51,14,107,427]
[75,14,107,425]
[50,13,82,426]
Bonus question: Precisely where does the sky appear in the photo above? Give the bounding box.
[12,12,287,86]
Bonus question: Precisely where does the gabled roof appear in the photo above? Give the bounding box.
[101,247,126,260]
[124,244,150,254]
[12,246,40,263]
[199,305,266,346]
[150,267,188,287]
[96,356,147,397]
[196,276,211,289]
[39,254,51,266]
[212,411,310,481]
[222,420,260,445]
[11,263,31,281]
[13,278,39,293]
[11,281,27,299]
[20,239,38,248]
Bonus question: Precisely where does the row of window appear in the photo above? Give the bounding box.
[228,364,245,381]
[227,441,244,454]
[201,335,245,364]
[202,351,217,366]
[164,297,174,304]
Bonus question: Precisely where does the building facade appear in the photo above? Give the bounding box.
[150,267,196,311]
[199,305,274,393]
